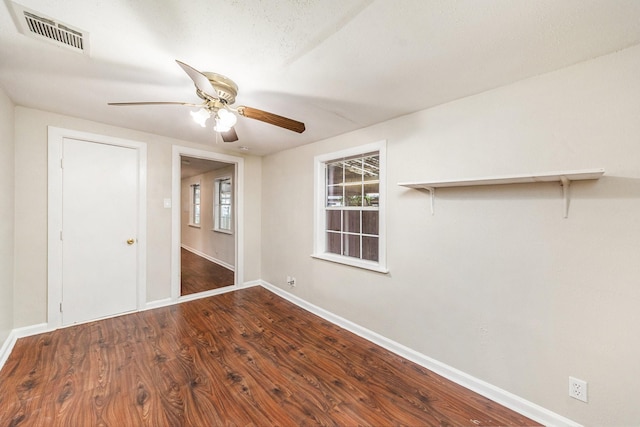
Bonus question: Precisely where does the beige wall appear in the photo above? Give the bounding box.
[13,107,262,326]
[181,165,236,268]
[261,44,640,426]
[0,87,14,345]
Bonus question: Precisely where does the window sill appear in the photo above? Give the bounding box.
[212,228,233,235]
[188,224,201,228]
[311,253,389,274]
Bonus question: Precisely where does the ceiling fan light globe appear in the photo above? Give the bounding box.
[190,108,210,127]
[217,108,237,128]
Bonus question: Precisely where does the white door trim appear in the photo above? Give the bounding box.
[171,146,244,301]
[47,127,147,328]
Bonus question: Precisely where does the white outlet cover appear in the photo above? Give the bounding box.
[569,376,588,402]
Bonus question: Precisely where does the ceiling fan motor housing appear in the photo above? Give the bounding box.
[200,72,238,104]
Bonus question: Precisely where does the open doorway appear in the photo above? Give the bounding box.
[171,146,245,301]
[180,156,235,295]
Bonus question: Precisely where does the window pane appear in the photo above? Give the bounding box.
[343,234,360,258]
[326,232,341,255]
[362,236,378,261]
[220,206,231,229]
[343,210,360,234]
[191,183,201,225]
[362,211,378,236]
[327,163,343,185]
[344,159,362,183]
[221,205,231,218]
[345,184,363,206]
[326,210,341,231]
[327,185,343,207]
[363,155,379,181]
[364,183,379,207]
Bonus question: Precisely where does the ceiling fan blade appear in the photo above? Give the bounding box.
[108,101,201,107]
[221,127,239,143]
[175,60,219,100]
[237,106,305,133]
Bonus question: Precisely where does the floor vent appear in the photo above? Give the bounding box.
[9,2,90,55]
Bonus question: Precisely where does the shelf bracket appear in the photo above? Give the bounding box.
[560,176,570,219]
[426,187,435,215]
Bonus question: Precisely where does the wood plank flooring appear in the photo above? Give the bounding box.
[0,287,541,426]
[181,248,234,296]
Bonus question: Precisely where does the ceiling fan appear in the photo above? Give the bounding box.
[108,60,305,143]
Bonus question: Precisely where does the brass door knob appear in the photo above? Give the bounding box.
[126,238,135,245]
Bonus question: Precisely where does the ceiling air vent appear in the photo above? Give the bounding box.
[9,2,90,55]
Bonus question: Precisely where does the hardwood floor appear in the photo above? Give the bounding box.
[0,287,541,426]
[181,248,234,296]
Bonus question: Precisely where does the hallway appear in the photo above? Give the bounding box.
[180,248,234,295]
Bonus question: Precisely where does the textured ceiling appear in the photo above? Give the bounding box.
[1,0,640,156]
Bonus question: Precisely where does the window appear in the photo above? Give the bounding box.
[214,176,232,233]
[313,141,387,273]
[189,183,201,227]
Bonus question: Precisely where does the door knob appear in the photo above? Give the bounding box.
[126,238,135,245]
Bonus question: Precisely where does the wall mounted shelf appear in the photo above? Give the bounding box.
[398,168,604,218]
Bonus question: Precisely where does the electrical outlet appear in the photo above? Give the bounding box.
[286,276,296,287]
[569,377,588,402]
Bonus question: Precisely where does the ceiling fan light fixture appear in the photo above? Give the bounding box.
[190,108,210,127]
[214,108,237,132]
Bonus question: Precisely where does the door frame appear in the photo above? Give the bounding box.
[171,145,244,301]
[47,127,147,328]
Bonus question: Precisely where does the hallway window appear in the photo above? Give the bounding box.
[190,183,201,227]
[313,141,387,273]
[214,176,232,233]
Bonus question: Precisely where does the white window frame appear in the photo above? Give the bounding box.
[189,182,201,227]
[312,140,388,273]
[213,175,233,234]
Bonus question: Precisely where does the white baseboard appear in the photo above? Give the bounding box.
[144,298,173,311]
[0,331,17,370]
[258,281,581,427]
[14,322,51,338]
[181,244,235,272]
[0,322,50,371]
[145,281,259,309]
[177,284,238,302]
[238,280,261,289]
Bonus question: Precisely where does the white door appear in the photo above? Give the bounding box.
[61,137,139,325]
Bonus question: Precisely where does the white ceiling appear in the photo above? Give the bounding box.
[1,0,640,156]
